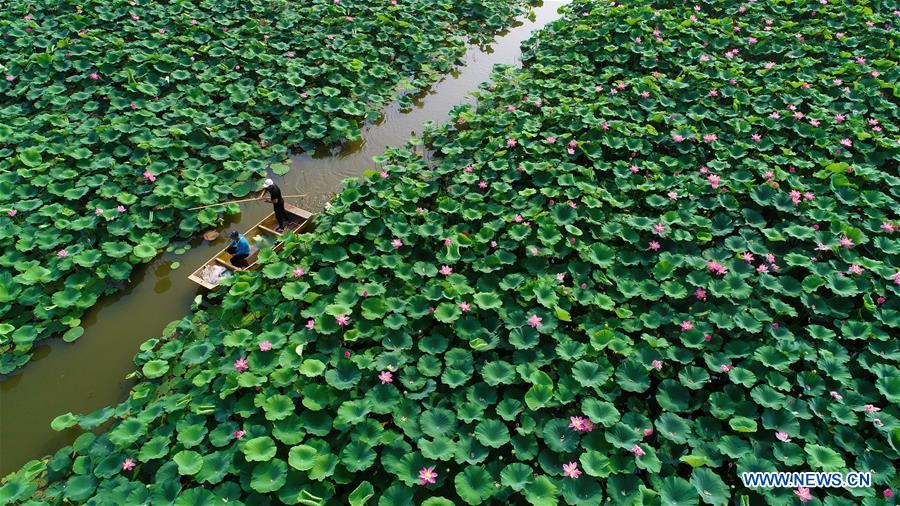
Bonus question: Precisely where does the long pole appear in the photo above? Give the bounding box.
[188,194,307,211]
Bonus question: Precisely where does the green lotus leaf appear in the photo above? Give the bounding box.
[250,459,287,493]
[173,450,204,476]
[660,476,699,506]
[132,243,157,260]
[690,468,730,505]
[243,436,277,462]
[474,419,510,448]
[805,444,846,471]
[454,466,494,505]
[348,481,375,506]
[50,412,78,431]
[341,440,376,472]
[142,359,170,379]
[62,326,85,343]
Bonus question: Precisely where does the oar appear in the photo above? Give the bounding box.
[188,194,308,211]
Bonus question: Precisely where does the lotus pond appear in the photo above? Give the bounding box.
[2,0,900,505]
[0,0,531,373]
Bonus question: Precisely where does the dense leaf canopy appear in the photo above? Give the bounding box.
[2,0,899,505]
[0,0,528,372]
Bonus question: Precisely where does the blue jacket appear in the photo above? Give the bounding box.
[229,235,250,256]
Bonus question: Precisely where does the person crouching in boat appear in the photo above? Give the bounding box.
[227,231,250,268]
[260,178,287,233]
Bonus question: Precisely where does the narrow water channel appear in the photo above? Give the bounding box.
[0,1,569,475]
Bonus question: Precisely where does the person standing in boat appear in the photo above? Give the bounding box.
[226,231,251,268]
[259,178,287,233]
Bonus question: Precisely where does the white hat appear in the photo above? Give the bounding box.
[263,178,274,188]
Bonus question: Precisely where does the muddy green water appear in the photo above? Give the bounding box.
[0,1,569,475]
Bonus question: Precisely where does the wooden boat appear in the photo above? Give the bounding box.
[188,203,315,290]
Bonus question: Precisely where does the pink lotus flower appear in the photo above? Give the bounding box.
[490,241,497,248]
[158,28,165,34]
[855,56,866,65]
[893,272,900,285]
[639,91,650,98]
[89,72,100,80]
[653,223,666,235]
[648,241,660,251]
[839,236,853,248]
[707,260,728,276]
[5,75,14,82]
[884,489,894,499]
[234,357,249,372]
[789,190,802,205]
[259,340,272,351]
[506,105,516,112]
[876,296,886,304]
[703,133,718,143]
[142,170,156,182]
[721,364,732,372]
[379,171,389,179]
[556,273,565,282]
[7,209,17,217]
[506,139,517,148]
[568,416,594,433]
[514,214,523,223]
[672,134,684,143]
[792,112,804,120]
[704,334,712,342]
[840,138,852,147]
[651,360,663,370]
[527,314,542,328]
[769,111,781,119]
[874,419,883,427]
[234,430,245,439]
[418,466,437,485]
[630,445,646,457]
[643,428,653,437]
[708,89,718,97]
[57,249,69,258]
[191,19,198,25]
[545,136,557,144]
[391,239,403,249]
[880,222,896,233]
[757,264,769,274]
[829,391,843,401]
[291,267,305,277]
[764,61,776,70]
[336,314,350,326]
[459,301,470,312]
[443,238,452,247]
[94,207,104,216]
[306,319,315,329]
[863,404,881,413]
[680,321,694,332]
[122,458,136,471]
[848,264,864,275]
[775,431,791,442]
[563,462,582,479]
[667,191,678,200]
[707,174,721,189]
[378,371,393,384]
[795,487,813,502]
[629,164,640,173]
[117,205,126,213]
[439,265,452,276]
[699,55,710,62]
[815,242,831,252]
[695,288,707,301]
[344,351,351,358]
[742,252,755,264]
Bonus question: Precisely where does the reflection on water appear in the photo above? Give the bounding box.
[0,1,569,475]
